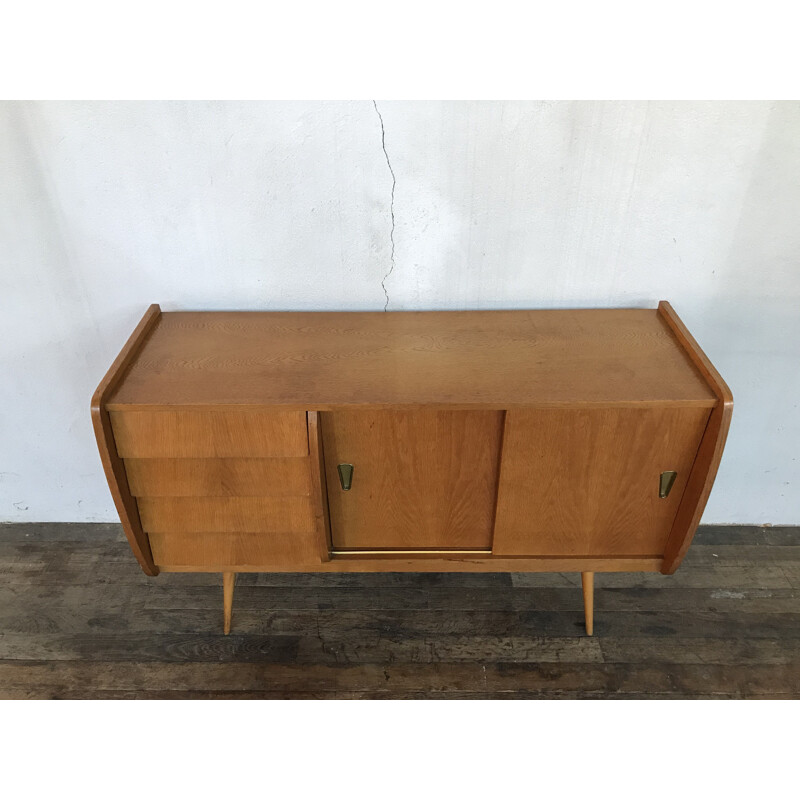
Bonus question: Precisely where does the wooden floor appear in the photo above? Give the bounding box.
[1,523,798,699]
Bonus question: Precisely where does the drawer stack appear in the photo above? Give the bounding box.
[110,409,323,568]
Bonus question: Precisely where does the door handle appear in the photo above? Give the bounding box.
[659,471,677,498]
[337,463,354,491]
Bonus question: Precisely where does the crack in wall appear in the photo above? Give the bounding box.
[372,100,396,311]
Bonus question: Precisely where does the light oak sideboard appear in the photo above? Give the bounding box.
[92,303,732,635]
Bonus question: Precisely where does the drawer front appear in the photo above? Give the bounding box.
[110,410,308,458]
[149,531,321,567]
[125,457,312,497]
[493,407,710,557]
[138,496,315,534]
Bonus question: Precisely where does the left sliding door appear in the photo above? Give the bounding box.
[320,410,504,550]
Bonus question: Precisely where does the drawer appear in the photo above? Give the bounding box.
[149,531,321,567]
[110,409,308,458]
[137,496,315,534]
[125,457,312,497]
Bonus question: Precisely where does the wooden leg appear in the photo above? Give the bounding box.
[581,571,594,636]
[223,571,236,635]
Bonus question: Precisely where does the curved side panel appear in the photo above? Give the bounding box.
[307,411,332,562]
[91,305,162,576]
[658,301,733,574]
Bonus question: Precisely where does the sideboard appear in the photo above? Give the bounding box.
[92,303,732,635]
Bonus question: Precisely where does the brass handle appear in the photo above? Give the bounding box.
[337,463,354,491]
[659,471,677,498]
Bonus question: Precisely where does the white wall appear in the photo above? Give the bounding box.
[1,100,798,523]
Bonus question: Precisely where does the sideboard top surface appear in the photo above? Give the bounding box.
[107,307,717,409]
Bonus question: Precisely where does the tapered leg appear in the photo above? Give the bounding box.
[581,572,594,636]
[223,571,236,635]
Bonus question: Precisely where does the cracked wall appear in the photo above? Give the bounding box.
[1,100,799,523]
[372,100,397,311]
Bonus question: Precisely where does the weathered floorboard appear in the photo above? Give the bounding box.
[0,524,798,699]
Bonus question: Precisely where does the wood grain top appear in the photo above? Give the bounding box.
[107,307,718,409]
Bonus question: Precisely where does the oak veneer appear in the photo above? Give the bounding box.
[160,556,663,573]
[222,572,235,635]
[658,302,734,573]
[111,409,308,458]
[493,406,711,556]
[93,303,731,635]
[124,458,312,498]
[321,410,503,549]
[106,309,716,409]
[582,572,594,636]
[307,412,333,562]
[137,496,315,535]
[149,531,323,568]
[91,304,161,576]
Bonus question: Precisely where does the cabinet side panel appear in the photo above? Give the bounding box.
[658,301,734,573]
[661,403,731,573]
[307,412,332,561]
[493,407,710,557]
[91,304,162,576]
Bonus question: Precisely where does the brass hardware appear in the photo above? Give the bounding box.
[659,470,677,498]
[337,463,354,491]
[331,549,492,556]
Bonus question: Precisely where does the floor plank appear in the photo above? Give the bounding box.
[0,523,798,699]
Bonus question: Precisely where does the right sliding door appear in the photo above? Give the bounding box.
[492,407,710,557]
